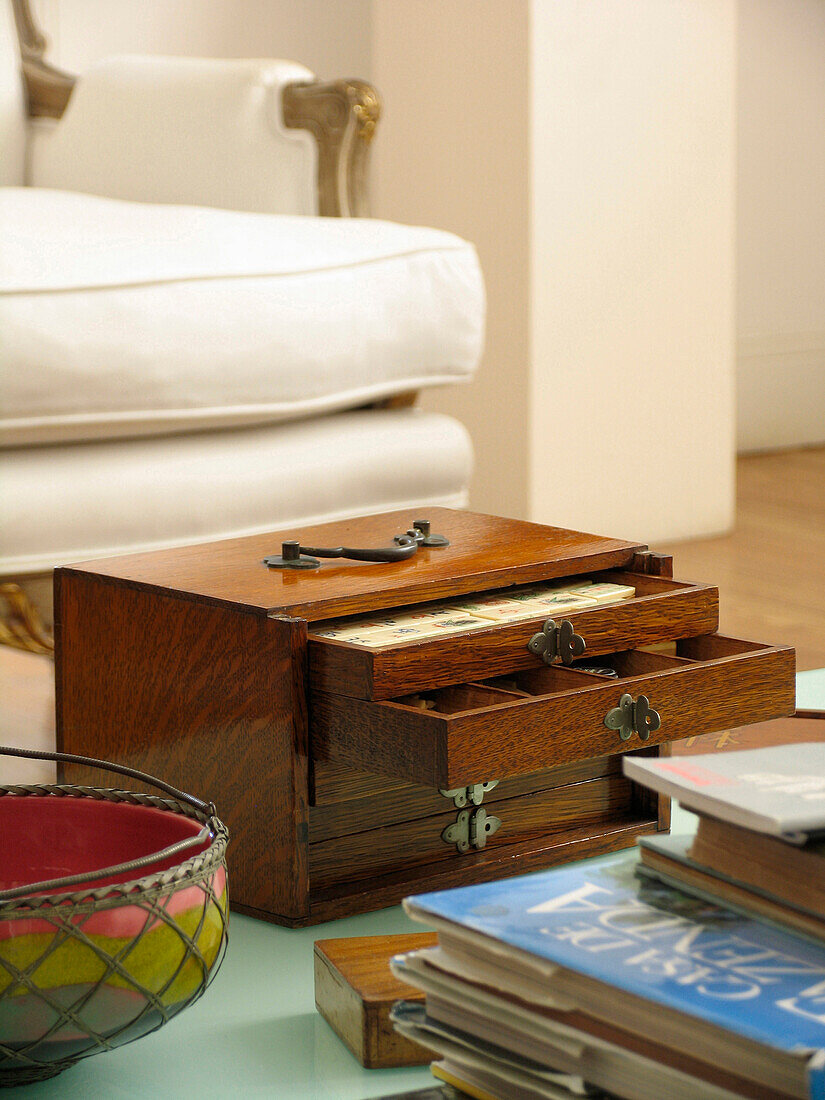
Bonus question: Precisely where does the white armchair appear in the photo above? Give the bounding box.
[0,0,484,653]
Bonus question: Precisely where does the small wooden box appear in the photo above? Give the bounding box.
[314,933,437,1068]
[55,508,796,926]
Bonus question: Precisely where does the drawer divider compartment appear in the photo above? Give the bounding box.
[310,637,795,788]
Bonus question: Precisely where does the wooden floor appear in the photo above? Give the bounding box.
[659,447,825,672]
[1,448,823,773]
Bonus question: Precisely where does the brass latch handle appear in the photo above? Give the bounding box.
[604,693,661,741]
[263,519,449,570]
[527,619,585,666]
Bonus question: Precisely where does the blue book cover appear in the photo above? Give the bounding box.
[406,856,825,1099]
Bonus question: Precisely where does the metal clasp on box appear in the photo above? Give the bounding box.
[604,693,661,741]
[439,781,501,854]
[441,806,501,854]
[439,781,498,808]
[527,619,585,666]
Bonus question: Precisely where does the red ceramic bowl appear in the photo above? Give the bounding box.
[0,787,228,1086]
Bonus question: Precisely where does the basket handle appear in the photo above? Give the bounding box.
[0,745,213,815]
[0,828,213,902]
[0,745,221,903]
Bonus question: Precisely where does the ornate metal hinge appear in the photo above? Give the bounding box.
[604,693,661,741]
[441,806,501,854]
[440,781,501,854]
[439,781,498,808]
[527,618,585,666]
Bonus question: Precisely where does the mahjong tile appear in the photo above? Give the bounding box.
[365,622,442,645]
[310,629,383,647]
[414,613,494,637]
[310,620,386,640]
[523,592,598,613]
[355,614,415,630]
[536,578,593,594]
[447,594,539,621]
[494,603,559,623]
[310,624,355,639]
[497,586,545,604]
[398,603,467,624]
[568,582,635,603]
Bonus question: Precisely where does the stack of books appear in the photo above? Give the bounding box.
[391,743,825,1100]
[626,743,825,944]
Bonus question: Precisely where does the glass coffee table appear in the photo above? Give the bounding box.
[12,671,822,1100]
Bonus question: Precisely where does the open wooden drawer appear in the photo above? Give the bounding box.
[308,570,719,699]
[310,635,795,789]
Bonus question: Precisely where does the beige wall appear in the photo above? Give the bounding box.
[30,1,816,538]
[736,0,825,451]
[371,1,531,519]
[32,0,371,78]
[374,1,737,542]
[528,0,737,542]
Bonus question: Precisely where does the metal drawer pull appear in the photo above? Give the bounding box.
[604,693,661,741]
[441,806,501,854]
[527,618,585,666]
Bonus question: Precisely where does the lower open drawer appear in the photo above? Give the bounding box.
[310,635,795,788]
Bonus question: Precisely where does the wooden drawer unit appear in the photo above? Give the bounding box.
[55,508,795,926]
[308,571,720,699]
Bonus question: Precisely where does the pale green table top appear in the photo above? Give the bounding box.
[13,674,822,1099]
[797,666,825,710]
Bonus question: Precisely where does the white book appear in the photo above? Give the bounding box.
[623,743,825,841]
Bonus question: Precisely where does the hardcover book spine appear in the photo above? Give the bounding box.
[810,1052,825,1100]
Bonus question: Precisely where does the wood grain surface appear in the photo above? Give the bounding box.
[314,933,436,1068]
[674,712,825,755]
[55,572,310,920]
[309,774,634,888]
[309,571,719,699]
[307,817,659,925]
[311,753,617,807]
[659,447,825,671]
[309,755,622,839]
[61,508,643,619]
[629,550,674,577]
[311,637,796,788]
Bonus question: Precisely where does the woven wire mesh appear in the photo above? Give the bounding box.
[0,784,229,1085]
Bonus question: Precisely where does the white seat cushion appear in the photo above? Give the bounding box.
[0,187,484,446]
[0,408,472,573]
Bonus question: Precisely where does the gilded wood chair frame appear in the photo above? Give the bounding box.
[11,0,380,218]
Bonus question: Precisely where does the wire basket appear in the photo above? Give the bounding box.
[0,746,229,1087]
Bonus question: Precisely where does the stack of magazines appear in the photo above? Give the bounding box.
[391,743,825,1100]
[626,742,825,942]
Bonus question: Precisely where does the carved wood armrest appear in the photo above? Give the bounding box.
[366,392,419,411]
[282,79,380,218]
[13,1,380,218]
[0,583,54,655]
[12,0,75,119]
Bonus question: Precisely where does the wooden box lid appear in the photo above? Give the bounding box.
[60,508,643,622]
[314,932,437,1069]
